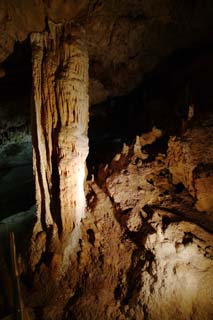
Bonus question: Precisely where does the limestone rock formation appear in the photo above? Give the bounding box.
[30,21,89,271]
[168,116,213,214]
[71,120,213,320]
[0,1,212,320]
[17,119,212,320]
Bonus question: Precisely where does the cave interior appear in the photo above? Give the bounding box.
[0,1,213,320]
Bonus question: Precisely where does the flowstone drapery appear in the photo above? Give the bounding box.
[30,22,89,270]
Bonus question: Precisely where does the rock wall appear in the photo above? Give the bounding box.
[20,116,213,320]
[0,2,212,319]
[67,119,213,320]
[168,117,213,213]
[1,1,213,104]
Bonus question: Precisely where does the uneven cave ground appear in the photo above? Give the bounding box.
[0,38,213,320]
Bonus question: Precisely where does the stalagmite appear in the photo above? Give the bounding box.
[30,21,89,269]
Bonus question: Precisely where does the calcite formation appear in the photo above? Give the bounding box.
[70,121,213,320]
[0,1,212,319]
[30,21,89,271]
[19,119,212,320]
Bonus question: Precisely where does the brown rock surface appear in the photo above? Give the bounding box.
[21,119,213,319]
[0,2,212,319]
[67,124,212,320]
[1,1,213,103]
[30,21,89,271]
[168,116,213,214]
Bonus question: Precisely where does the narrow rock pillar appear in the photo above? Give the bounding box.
[30,22,89,263]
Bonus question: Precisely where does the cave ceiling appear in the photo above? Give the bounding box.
[1,0,213,105]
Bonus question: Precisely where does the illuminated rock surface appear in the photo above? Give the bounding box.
[30,21,89,271]
[0,1,212,319]
[18,119,212,320]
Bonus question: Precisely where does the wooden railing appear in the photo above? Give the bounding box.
[0,232,24,320]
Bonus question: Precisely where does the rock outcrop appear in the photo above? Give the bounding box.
[168,116,213,214]
[0,2,212,319]
[19,117,212,320]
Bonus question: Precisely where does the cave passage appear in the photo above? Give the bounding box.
[88,42,213,176]
[0,11,212,320]
[0,39,34,220]
[1,39,213,219]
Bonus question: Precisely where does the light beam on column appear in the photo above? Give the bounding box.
[30,21,89,269]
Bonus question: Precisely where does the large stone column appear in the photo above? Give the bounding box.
[30,21,89,269]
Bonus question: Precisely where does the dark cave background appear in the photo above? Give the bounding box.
[0,39,213,218]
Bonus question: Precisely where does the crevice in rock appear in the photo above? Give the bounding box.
[150,205,213,233]
[122,248,155,306]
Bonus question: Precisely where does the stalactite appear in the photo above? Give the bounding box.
[30,21,89,269]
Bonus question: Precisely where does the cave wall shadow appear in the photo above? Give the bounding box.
[87,41,213,178]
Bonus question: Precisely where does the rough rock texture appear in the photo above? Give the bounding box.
[0,2,213,319]
[19,117,212,320]
[77,119,213,320]
[168,116,213,213]
[30,21,89,271]
[1,1,213,103]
